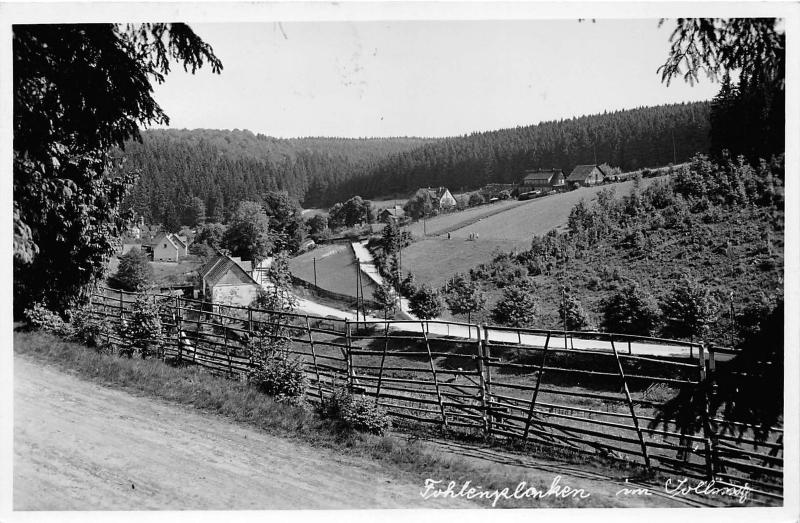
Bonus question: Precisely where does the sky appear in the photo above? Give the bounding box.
[150,19,722,139]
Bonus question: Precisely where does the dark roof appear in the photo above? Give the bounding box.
[523,169,563,182]
[199,253,259,288]
[567,164,603,182]
[597,163,615,177]
[171,234,189,248]
[150,231,179,250]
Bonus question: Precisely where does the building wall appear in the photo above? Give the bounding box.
[152,241,179,262]
[211,284,260,307]
[439,190,457,209]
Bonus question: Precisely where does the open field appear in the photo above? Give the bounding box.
[289,243,377,299]
[404,198,528,238]
[401,178,665,287]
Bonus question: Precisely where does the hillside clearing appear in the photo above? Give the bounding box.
[289,243,377,300]
[401,178,664,287]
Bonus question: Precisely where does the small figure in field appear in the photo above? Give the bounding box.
[447,232,451,240]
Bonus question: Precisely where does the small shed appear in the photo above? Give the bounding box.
[198,253,261,307]
[567,165,606,187]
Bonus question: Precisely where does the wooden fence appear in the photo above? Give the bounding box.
[88,287,783,501]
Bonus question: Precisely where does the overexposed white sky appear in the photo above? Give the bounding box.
[151,19,721,138]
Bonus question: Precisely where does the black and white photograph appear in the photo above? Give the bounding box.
[1,1,798,519]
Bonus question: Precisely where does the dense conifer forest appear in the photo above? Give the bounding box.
[119,102,710,224]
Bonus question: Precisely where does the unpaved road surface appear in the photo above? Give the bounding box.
[14,356,469,510]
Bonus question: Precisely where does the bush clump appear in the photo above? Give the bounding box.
[23,303,73,337]
[599,282,662,336]
[248,336,307,406]
[319,389,391,435]
[116,295,164,358]
[70,307,106,348]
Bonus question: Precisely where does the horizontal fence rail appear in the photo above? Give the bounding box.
[87,287,783,501]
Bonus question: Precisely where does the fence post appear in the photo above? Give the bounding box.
[610,335,651,468]
[175,295,182,364]
[475,324,490,433]
[698,343,717,480]
[421,321,448,428]
[345,319,354,391]
[482,324,493,431]
[375,320,390,404]
[523,331,551,440]
[305,315,324,402]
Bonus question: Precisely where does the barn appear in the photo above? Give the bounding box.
[198,253,261,307]
[519,169,566,191]
[567,164,606,187]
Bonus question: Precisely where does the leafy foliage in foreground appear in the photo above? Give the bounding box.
[13,23,221,317]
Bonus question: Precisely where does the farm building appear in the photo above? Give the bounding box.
[424,187,457,210]
[198,253,261,307]
[150,232,190,262]
[378,205,406,224]
[519,169,566,191]
[567,164,606,187]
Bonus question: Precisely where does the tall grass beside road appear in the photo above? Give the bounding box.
[14,329,632,508]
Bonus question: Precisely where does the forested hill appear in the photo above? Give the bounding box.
[336,102,711,202]
[119,102,710,224]
[118,130,432,223]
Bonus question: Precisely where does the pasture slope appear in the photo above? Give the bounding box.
[402,177,664,288]
[13,356,468,510]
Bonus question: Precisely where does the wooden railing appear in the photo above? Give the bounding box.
[88,287,783,501]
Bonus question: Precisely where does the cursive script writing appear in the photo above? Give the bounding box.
[665,478,751,504]
[421,475,591,507]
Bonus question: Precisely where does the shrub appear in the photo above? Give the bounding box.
[490,278,538,328]
[116,295,163,358]
[599,282,662,336]
[111,247,153,291]
[23,302,73,337]
[660,276,719,340]
[468,192,485,207]
[249,348,307,406]
[558,289,593,331]
[408,284,444,319]
[70,307,105,348]
[319,389,391,435]
[442,273,486,323]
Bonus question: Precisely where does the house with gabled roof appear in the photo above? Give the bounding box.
[198,252,262,307]
[520,168,566,191]
[567,165,606,187]
[416,187,456,211]
[150,232,191,261]
[379,205,406,224]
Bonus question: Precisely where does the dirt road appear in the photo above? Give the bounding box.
[14,356,469,510]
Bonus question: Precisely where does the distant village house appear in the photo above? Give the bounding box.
[424,187,457,211]
[567,164,606,188]
[150,232,190,262]
[519,168,566,191]
[378,205,406,224]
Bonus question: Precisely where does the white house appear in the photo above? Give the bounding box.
[198,253,261,307]
[150,232,189,261]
